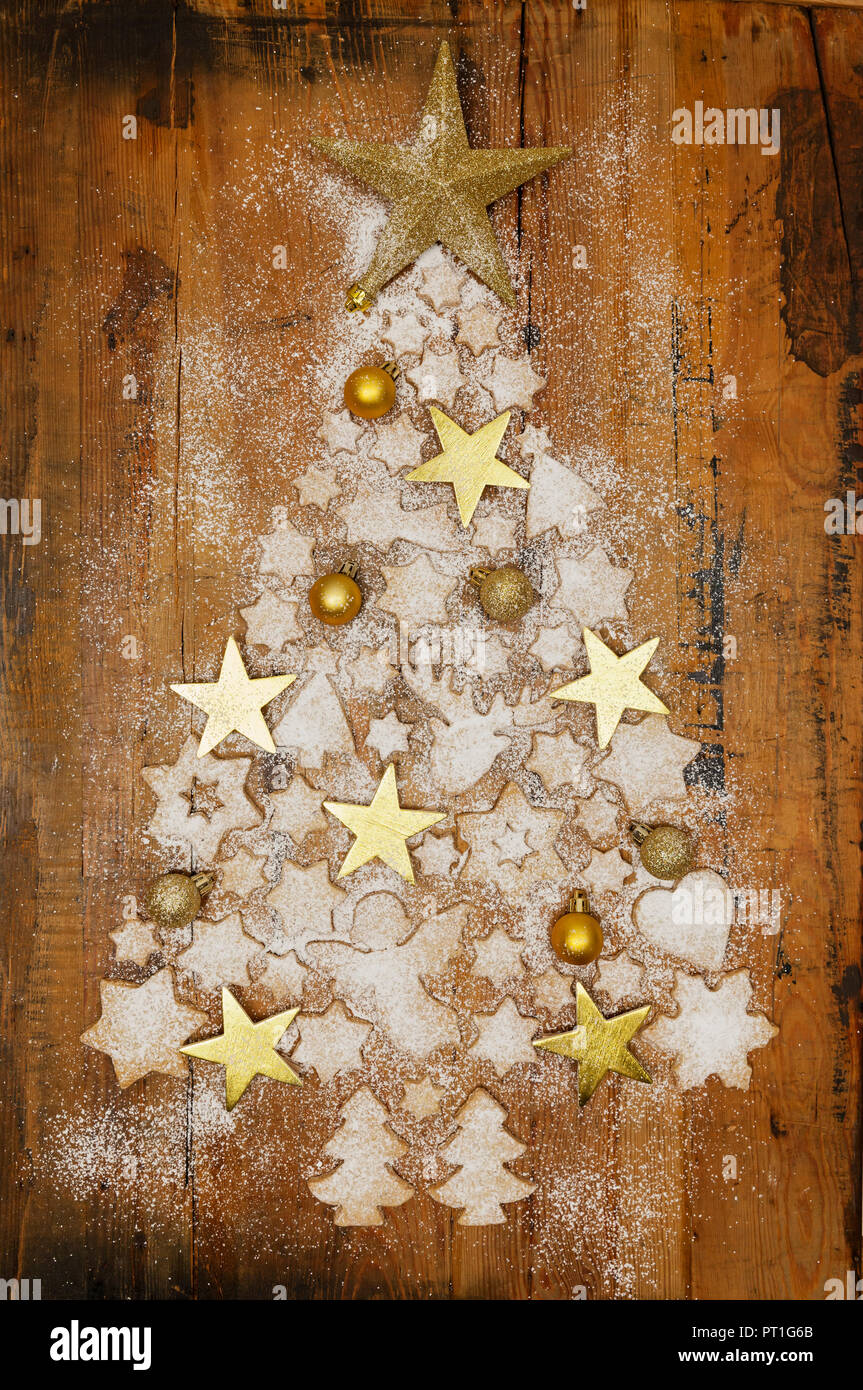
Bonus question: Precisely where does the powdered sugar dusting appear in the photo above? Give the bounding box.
[48,60,779,1286]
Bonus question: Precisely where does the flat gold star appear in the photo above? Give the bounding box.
[533,982,651,1105]
[324,763,444,882]
[550,627,669,748]
[171,636,295,757]
[180,987,301,1110]
[312,41,571,308]
[406,407,528,527]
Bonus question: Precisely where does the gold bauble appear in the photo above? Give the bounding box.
[631,822,693,881]
[309,571,363,626]
[144,871,214,931]
[474,566,534,623]
[343,364,398,419]
[550,892,603,965]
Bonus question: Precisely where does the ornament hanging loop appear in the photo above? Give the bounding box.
[346,282,373,313]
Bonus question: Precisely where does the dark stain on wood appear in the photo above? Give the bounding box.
[775,89,855,376]
[137,78,195,129]
[2,560,36,640]
[832,963,863,1031]
[836,367,863,496]
[102,248,175,349]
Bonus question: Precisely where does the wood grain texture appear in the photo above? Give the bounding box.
[1,0,861,1300]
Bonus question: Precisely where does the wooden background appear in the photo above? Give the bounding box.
[1,0,861,1300]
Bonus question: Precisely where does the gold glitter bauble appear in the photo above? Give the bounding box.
[550,892,603,965]
[631,822,693,881]
[145,871,214,931]
[475,565,534,623]
[343,364,398,419]
[309,571,363,626]
[312,42,571,309]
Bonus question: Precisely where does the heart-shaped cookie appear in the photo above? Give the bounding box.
[633,868,734,971]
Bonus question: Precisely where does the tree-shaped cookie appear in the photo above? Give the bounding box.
[272,673,355,769]
[308,1087,415,1227]
[430,1089,535,1226]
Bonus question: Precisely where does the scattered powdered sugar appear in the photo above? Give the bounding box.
[52,72,780,1280]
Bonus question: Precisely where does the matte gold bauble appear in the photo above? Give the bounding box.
[145,871,214,932]
[550,892,603,965]
[630,822,694,881]
[343,362,399,419]
[471,565,534,623]
[309,567,363,626]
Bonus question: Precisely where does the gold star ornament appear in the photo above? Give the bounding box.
[324,763,444,882]
[406,406,528,526]
[551,627,669,748]
[312,41,571,309]
[171,636,295,757]
[180,988,301,1110]
[533,983,651,1105]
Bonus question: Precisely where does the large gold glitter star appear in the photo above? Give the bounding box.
[171,636,295,757]
[180,988,301,1110]
[324,763,444,882]
[533,983,651,1106]
[550,627,669,749]
[406,406,528,526]
[312,41,571,308]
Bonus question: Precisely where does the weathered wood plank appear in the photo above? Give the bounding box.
[1,0,860,1300]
